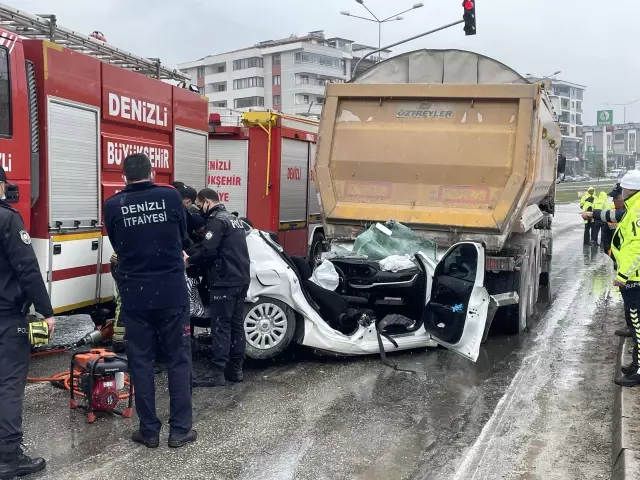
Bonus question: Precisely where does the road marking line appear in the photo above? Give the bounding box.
[452,262,606,480]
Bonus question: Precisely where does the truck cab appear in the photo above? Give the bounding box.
[0,31,33,228]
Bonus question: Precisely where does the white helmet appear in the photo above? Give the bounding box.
[621,170,640,190]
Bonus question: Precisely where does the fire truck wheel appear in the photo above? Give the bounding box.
[244,297,296,360]
[309,232,326,269]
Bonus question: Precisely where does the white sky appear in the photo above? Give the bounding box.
[8,0,640,124]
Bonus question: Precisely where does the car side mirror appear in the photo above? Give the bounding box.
[557,154,567,175]
[5,184,18,204]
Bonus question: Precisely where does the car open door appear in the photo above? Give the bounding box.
[419,242,490,362]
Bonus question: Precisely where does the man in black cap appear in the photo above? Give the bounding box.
[0,166,54,478]
[593,183,625,255]
[583,182,628,338]
[105,154,196,449]
[172,182,205,246]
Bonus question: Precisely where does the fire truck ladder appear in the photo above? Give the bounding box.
[0,3,190,82]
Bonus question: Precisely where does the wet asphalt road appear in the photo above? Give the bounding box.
[23,203,619,480]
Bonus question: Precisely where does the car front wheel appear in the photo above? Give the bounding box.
[244,297,296,360]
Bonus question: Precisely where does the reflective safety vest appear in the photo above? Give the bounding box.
[581,194,595,224]
[611,192,640,284]
[604,199,617,230]
[581,190,596,209]
[593,192,607,210]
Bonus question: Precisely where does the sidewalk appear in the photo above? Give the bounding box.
[613,337,640,480]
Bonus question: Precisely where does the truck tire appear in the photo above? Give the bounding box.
[528,249,539,318]
[503,260,533,334]
[538,272,551,304]
[309,232,326,269]
[244,297,296,360]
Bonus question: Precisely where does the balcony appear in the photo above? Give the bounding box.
[296,77,330,87]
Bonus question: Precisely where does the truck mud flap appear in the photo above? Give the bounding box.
[482,292,519,343]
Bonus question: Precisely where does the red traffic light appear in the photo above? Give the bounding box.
[464,0,474,9]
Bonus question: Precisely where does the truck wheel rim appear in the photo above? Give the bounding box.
[245,303,288,350]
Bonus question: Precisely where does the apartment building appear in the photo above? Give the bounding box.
[178,31,359,117]
[583,123,639,169]
[351,43,391,78]
[527,76,586,161]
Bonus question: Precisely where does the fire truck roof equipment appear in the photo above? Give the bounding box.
[0,2,189,82]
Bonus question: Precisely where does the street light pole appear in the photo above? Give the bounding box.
[341,1,424,62]
[353,19,465,75]
[606,99,640,125]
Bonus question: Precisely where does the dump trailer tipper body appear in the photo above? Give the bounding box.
[314,49,562,333]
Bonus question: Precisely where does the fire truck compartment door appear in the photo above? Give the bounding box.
[280,138,309,224]
[48,100,100,229]
[208,138,249,217]
[175,127,208,191]
[48,232,103,314]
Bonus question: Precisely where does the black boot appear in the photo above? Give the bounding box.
[0,449,46,479]
[615,328,632,338]
[131,430,160,449]
[615,370,640,387]
[225,366,244,383]
[193,372,226,388]
[622,362,639,375]
[168,429,198,449]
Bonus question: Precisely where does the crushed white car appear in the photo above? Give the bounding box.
[241,221,516,363]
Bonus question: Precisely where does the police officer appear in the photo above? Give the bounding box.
[104,154,196,448]
[581,186,596,245]
[587,184,625,256]
[585,183,629,339]
[611,170,640,387]
[186,188,250,387]
[172,182,205,245]
[0,166,52,478]
[592,191,608,245]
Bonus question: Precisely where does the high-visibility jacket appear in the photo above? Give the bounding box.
[581,189,596,209]
[581,193,595,224]
[593,192,607,210]
[603,198,618,230]
[611,192,640,284]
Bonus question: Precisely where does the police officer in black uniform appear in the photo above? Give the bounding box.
[186,188,250,387]
[0,166,52,478]
[172,182,205,245]
[104,154,196,449]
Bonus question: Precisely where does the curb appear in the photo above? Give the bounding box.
[612,337,640,480]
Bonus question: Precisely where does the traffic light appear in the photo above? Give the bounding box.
[463,0,476,36]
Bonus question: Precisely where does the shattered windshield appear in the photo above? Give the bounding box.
[327,220,437,262]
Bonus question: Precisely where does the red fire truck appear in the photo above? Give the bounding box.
[208,111,325,263]
[0,5,208,315]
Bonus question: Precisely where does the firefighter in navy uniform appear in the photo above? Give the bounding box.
[186,189,251,388]
[0,166,52,479]
[104,154,196,449]
[611,170,640,387]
